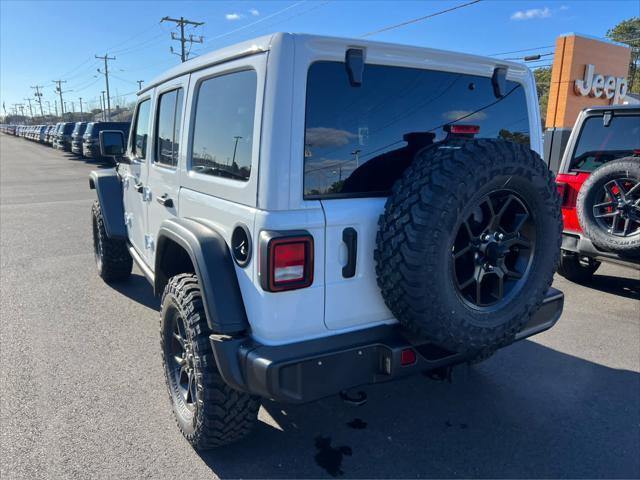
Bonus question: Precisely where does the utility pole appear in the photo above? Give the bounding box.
[95,53,115,118]
[161,16,204,62]
[71,101,75,114]
[31,85,45,118]
[79,97,84,120]
[53,80,67,117]
[101,91,107,121]
[136,80,144,90]
[54,100,58,117]
[23,98,34,118]
[45,100,52,116]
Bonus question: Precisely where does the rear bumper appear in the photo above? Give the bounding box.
[211,287,564,404]
[562,230,640,268]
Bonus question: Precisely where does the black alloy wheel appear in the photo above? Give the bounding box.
[92,214,104,271]
[592,178,640,237]
[451,190,535,309]
[166,306,198,416]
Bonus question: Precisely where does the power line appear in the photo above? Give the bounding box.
[161,16,205,62]
[360,0,483,38]
[204,1,305,45]
[502,52,554,61]
[488,45,554,57]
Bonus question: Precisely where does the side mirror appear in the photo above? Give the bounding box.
[99,130,126,160]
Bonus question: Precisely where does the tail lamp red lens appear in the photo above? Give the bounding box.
[556,181,568,205]
[263,235,314,292]
[400,348,417,366]
[445,124,481,135]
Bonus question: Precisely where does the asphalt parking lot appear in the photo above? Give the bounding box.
[1,134,639,479]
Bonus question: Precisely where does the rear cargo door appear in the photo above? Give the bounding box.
[304,60,534,331]
[321,198,392,330]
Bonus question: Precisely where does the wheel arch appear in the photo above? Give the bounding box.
[89,169,127,240]
[155,218,249,334]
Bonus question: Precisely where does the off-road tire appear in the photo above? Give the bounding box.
[557,251,599,283]
[160,273,259,450]
[576,157,640,256]
[91,200,132,282]
[375,139,562,352]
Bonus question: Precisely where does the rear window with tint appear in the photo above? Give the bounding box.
[570,114,640,172]
[63,124,75,134]
[304,62,531,198]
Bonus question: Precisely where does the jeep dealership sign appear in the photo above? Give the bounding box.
[546,33,631,129]
[574,64,628,105]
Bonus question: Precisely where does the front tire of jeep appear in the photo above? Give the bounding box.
[557,251,600,283]
[376,139,562,353]
[160,273,260,450]
[91,200,132,282]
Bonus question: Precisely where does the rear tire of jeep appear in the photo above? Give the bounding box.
[91,200,132,283]
[556,251,599,283]
[375,139,562,353]
[160,273,260,450]
[576,158,640,256]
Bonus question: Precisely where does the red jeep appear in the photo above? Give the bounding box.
[555,105,640,282]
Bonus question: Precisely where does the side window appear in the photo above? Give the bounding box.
[132,99,151,159]
[191,70,257,181]
[155,88,184,167]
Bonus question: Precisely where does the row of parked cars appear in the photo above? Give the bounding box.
[2,121,130,159]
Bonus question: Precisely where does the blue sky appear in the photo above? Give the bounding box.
[1,0,637,115]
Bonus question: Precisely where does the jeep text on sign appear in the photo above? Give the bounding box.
[574,64,628,104]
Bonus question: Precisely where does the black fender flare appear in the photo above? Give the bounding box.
[155,218,249,334]
[89,169,127,240]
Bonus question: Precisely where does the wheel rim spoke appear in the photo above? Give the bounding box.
[452,189,534,309]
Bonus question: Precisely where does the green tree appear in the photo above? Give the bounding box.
[606,17,640,93]
[534,67,552,128]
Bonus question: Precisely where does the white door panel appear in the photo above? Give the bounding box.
[146,75,189,265]
[123,96,153,263]
[322,198,394,330]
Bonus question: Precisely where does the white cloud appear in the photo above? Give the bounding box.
[249,8,260,16]
[510,7,551,20]
[225,12,243,20]
[559,5,569,10]
[305,127,356,148]
[442,110,487,122]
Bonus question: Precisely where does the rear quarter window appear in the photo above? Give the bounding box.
[303,62,531,198]
[570,114,640,172]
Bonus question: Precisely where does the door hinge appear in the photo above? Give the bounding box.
[143,187,152,202]
[124,212,132,228]
[144,235,155,251]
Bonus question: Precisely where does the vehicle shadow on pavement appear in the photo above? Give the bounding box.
[197,340,639,479]
[110,273,159,310]
[583,273,640,300]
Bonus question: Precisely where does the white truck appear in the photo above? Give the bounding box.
[90,33,564,449]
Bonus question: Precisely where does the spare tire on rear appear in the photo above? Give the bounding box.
[576,157,640,256]
[375,139,562,352]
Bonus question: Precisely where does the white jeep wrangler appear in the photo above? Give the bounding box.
[90,33,564,449]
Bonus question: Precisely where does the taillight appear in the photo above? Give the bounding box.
[556,181,568,205]
[444,124,480,135]
[260,233,314,292]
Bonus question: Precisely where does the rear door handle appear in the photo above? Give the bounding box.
[156,194,173,208]
[134,181,144,193]
[342,227,357,278]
